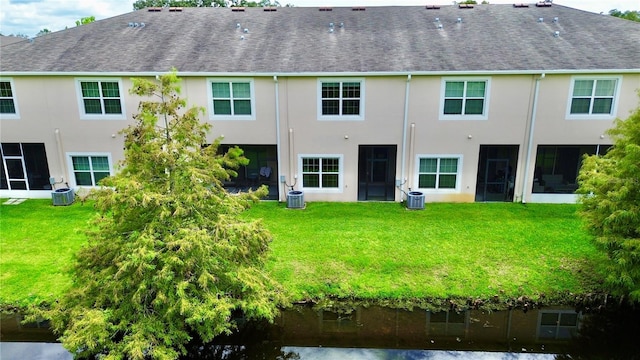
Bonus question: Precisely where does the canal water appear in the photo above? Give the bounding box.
[2,304,639,359]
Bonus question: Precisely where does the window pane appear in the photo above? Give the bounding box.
[100,82,120,97]
[103,99,122,114]
[75,172,93,186]
[323,158,339,172]
[594,80,616,96]
[84,99,103,114]
[559,313,578,326]
[445,82,464,97]
[572,80,594,96]
[233,100,252,115]
[72,156,90,171]
[302,158,319,172]
[94,172,110,185]
[212,82,230,98]
[0,82,13,97]
[91,156,109,171]
[322,100,340,115]
[592,98,612,114]
[2,143,21,156]
[5,159,25,178]
[322,174,339,188]
[444,99,463,114]
[419,174,436,188]
[0,99,16,113]
[342,82,360,98]
[303,174,319,187]
[541,313,559,326]
[342,100,360,115]
[322,83,340,98]
[464,99,484,115]
[570,98,591,114]
[419,158,437,173]
[213,100,232,115]
[81,82,100,97]
[465,81,485,97]
[439,174,457,188]
[439,158,458,173]
[232,82,251,98]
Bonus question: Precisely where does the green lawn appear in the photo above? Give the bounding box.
[0,199,606,308]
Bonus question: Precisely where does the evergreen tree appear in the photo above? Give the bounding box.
[578,94,640,301]
[36,71,286,359]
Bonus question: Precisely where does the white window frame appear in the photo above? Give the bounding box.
[298,154,344,193]
[75,78,126,120]
[66,152,114,187]
[317,78,365,121]
[415,154,463,193]
[207,78,256,120]
[566,76,622,120]
[0,78,20,120]
[439,77,490,120]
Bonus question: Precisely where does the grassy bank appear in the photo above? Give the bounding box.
[0,199,607,309]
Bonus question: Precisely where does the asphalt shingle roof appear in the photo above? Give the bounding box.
[1,4,639,74]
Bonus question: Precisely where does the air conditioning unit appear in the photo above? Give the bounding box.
[52,188,74,206]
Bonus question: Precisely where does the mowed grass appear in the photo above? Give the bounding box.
[245,202,607,301]
[0,199,606,307]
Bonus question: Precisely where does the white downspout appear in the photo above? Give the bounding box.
[54,128,67,185]
[521,73,545,203]
[288,128,295,187]
[408,123,416,191]
[274,76,283,201]
[400,74,412,201]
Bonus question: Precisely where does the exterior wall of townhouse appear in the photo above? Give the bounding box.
[1,73,638,202]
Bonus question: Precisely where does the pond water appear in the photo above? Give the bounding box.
[2,304,639,359]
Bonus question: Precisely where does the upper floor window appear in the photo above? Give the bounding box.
[417,155,461,191]
[568,77,620,119]
[440,78,490,120]
[208,79,255,120]
[0,79,19,119]
[300,155,343,192]
[76,79,125,119]
[69,154,112,186]
[318,79,364,120]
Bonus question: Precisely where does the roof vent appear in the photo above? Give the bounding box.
[319,7,332,11]
[513,3,529,8]
[458,3,474,8]
[329,22,334,28]
[536,2,552,7]
[231,7,245,12]
[537,17,544,22]
[243,28,249,33]
[457,17,462,23]
[263,7,276,12]
[236,23,241,29]
[147,7,162,12]
[554,31,560,37]
[435,17,440,22]
[168,7,182,12]
[425,5,441,10]
[352,7,366,11]
[339,22,344,28]
[553,16,559,23]
[437,23,443,29]
[240,35,245,40]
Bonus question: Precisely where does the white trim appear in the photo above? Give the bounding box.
[317,78,365,121]
[439,77,491,121]
[565,75,622,120]
[0,78,20,120]
[298,154,344,193]
[66,152,114,188]
[529,193,578,204]
[207,78,256,121]
[75,78,127,120]
[414,154,463,193]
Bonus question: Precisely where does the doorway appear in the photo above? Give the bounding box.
[358,145,396,201]
[475,145,519,202]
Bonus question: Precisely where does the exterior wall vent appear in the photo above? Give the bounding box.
[512,3,529,8]
[458,3,474,9]
[425,5,441,10]
[231,7,245,12]
[536,2,552,7]
[147,7,162,12]
[168,7,183,12]
[263,7,277,12]
[319,7,333,11]
[352,7,366,11]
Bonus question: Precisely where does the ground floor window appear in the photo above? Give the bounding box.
[1,143,51,190]
[533,145,610,194]
[69,154,112,186]
[300,155,342,190]
[427,310,467,337]
[417,155,461,190]
[538,311,581,340]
